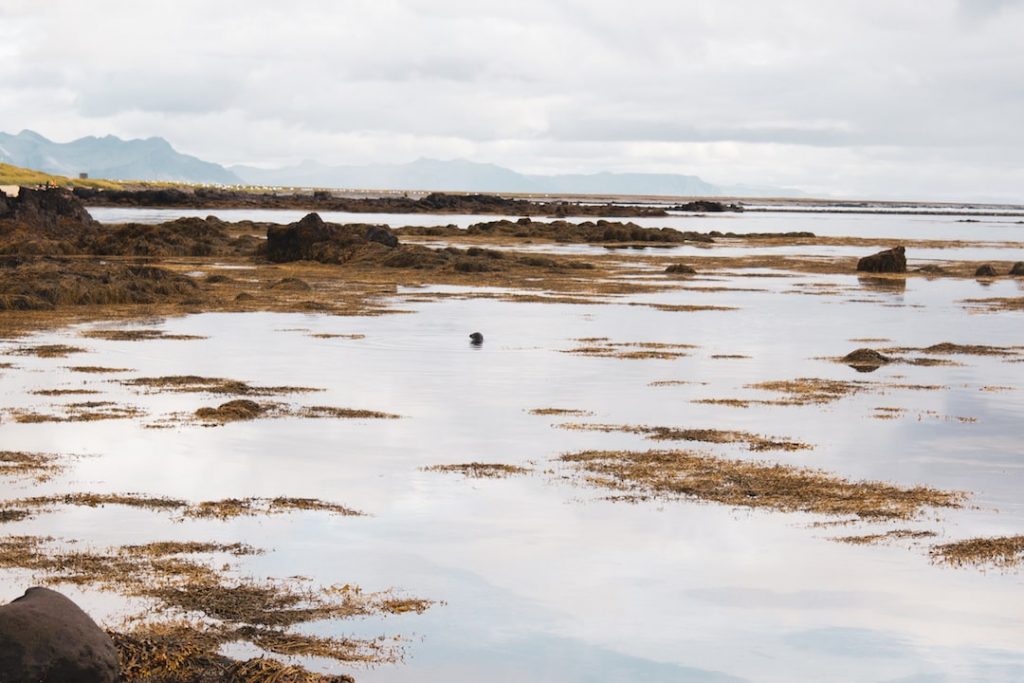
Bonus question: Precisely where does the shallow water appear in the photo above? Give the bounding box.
[2,217,1024,682]
[86,206,1024,243]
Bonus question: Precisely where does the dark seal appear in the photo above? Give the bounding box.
[469,332,484,345]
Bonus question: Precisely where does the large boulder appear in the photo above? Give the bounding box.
[974,264,997,278]
[0,187,97,237]
[1011,262,1024,276]
[0,587,119,682]
[265,213,399,263]
[856,246,906,273]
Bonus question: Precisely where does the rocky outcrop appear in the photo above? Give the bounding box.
[1,190,253,258]
[0,587,119,683]
[0,187,97,239]
[0,257,202,311]
[399,219,716,244]
[72,188,672,217]
[264,213,399,263]
[671,200,743,212]
[856,246,906,273]
[842,348,892,372]
[1010,262,1024,276]
[974,264,997,277]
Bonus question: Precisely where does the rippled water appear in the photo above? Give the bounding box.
[2,214,1023,682]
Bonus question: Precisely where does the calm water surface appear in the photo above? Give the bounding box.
[1,214,1023,682]
[86,206,1024,243]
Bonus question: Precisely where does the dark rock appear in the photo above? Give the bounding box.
[365,225,400,248]
[469,332,484,345]
[671,200,743,213]
[915,264,947,275]
[264,213,400,264]
[665,263,696,274]
[0,587,119,683]
[0,187,97,237]
[842,348,892,372]
[974,264,997,278]
[1010,262,1024,276]
[74,188,671,218]
[856,246,906,274]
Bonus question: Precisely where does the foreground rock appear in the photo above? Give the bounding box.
[1,188,256,258]
[0,587,119,682]
[0,187,97,235]
[856,246,906,273]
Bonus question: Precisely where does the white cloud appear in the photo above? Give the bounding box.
[2,0,1023,200]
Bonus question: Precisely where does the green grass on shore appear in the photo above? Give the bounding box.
[0,162,126,190]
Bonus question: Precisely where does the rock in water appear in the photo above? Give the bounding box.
[856,246,906,273]
[265,213,399,263]
[974,264,997,277]
[469,332,484,345]
[0,587,119,682]
[1010,262,1024,276]
[842,348,892,372]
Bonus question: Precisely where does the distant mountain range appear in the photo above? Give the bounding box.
[0,129,802,197]
[0,129,240,185]
[230,157,798,197]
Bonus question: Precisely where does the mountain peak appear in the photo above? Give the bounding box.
[0,129,239,184]
[16,129,47,142]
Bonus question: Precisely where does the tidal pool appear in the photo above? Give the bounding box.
[1,222,1023,682]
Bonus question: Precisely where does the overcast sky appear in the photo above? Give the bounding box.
[2,0,1022,200]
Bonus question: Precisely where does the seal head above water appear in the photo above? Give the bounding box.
[469,332,484,345]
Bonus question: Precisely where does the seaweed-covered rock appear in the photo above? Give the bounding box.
[856,246,906,274]
[842,348,892,372]
[264,213,399,263]
[1010,262,1024,276]
[0,587,119,683]
[974,264,997,278]
[0,187,97,233]
[0,258,201,311]
[671,200,743,212]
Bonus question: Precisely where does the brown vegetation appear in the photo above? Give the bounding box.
[929,536,1024,569]
[424,463,532,478]
[556,423,812,451]
[558,449,965,520]
[123,375,321,396]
